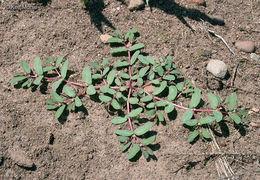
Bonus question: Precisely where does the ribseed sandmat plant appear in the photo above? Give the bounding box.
[11,28,248,161]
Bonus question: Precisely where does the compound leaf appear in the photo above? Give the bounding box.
[134,122,152,136]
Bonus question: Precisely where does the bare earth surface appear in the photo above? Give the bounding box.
[0,0,260,179]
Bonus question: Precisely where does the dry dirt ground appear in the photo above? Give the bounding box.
[0,0,260,179]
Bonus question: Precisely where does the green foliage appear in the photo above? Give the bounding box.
[10,29,248,161]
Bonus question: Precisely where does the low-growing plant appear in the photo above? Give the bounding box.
[10,28,248,161]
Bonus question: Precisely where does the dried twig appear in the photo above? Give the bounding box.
[208,29,235,55]
[231,63,239,86]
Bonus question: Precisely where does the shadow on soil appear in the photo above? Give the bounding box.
[84,0,224,32]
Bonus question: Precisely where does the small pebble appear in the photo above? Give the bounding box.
[206,59,228,78]
[128,0,145,11]
[100,34,112,43]
[235,41,255,53]
[250,53,260,61]
[9,148,34,169]
[201,50,212,57]
[144,85,156,93]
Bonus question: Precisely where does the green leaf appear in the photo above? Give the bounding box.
[213,111,223,122]
[189,88,201,108]
[130,50,140,65]
[140,95,153,102]
[50,91,64,103]
[10,76,27,84]
[115,78,121,86]
[82,67,92,85]
[60,60,68,78]
[137,78,143,87]
[134,122,153,136]
[146,56,155,65]
[141,135,156,145]
[33,57,43,75]
[142,149,149,159]
[111,117,127,125]
[201,128,211,139]
[168,86,178,101]
[164,104,175,113]
[237,110,248,116]
[46,105,57,110]
[102,67,110,76]
[139,67,150,77]
[111,99,120,110]
[75,97,82,107]
[107,70,116,85]
[182,89,194,94]
[63,85,76,98]
[89,62,101,70]
[138,55,149,65]
[20,60,31,74]
[176,83,183,91]
[55,105,66,119]
[102,58,109,67]
[115,29,123,36]
[228,113,241,124]
[118,72,130,79]
[128,107,143,118]
[188,130,199,142]
[154,65,164,76]
[86,85,96,95]
[114,61,129,68]
[127,144,141,160]
[21,79,30,88]
[207,93,220,110]
[55,56,63,68]
[129,97,139,104]
[106,37,123,43]
[33,75,43,85]
[146,109,156,116]
[183,119,198,126]
[163,75,175,81]
[99,95,112,103]
[156,100,166,107]
[157,111,164,122]
[117,136,129,143]
[200,116,215,125]
[46,99,55,105]
[146,102,155,109]
[153,81,167,95]
[170,70,181,74]
[224,93,237,111]
[110,47,128,54]
[151,80,160,85]
[43,66,54,73]
[52,79,63,91]
[181,109,193,124]
[121,142,131,152]
[114,130,134,136]
[129,43,144,52]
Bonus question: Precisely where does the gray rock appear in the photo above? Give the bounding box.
[9,148,34,169]
[235,41,255,53]
[201,50,212,57]
[128,0,145,11]
[206,60,228,78]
